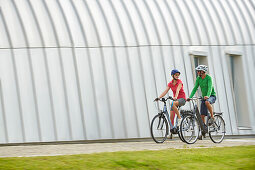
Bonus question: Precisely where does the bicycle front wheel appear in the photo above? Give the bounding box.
[150,114,168,143]
[209,115,225,143]
[180,115,199,144]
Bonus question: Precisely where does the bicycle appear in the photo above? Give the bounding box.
[150,96,185,143]
[179,97,226,144]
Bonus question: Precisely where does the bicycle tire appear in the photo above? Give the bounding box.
[209,115,225,143]
[180,115,199,144]
[150,114,168,143]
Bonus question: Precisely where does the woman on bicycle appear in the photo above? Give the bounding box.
[155,69,186,127]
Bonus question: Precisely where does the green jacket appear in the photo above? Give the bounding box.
[189,74,216,98]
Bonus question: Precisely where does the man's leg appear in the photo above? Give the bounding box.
[205,101,214,119]
[205,96,216,120]
[200,101,207,124]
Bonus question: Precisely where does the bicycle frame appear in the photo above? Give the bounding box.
[190,97,207,135]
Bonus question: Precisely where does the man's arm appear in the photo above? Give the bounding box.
[206,76,213,97]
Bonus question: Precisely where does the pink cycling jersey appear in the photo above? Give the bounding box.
[168,79,186,100]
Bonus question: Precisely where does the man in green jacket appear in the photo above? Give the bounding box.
[187,65,216,123]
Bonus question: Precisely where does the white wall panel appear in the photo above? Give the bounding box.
[29,0,57,47]
[89,48,113,139]
[61,48,85,140]
[128,47,150,137]
[115,48,139,138]
[102,48,126,139]
[0,12,10,48]
[58,0,86,47]
[44,0,71,47]
[45,48,69,141]
[123,0,149,45]
[0,50,24,143]
[14,49,40,142]
[86,1,112,46]
[13,0,42,47]
[1,1,26,47]
[75,48,99,140]
[111,0,137,46]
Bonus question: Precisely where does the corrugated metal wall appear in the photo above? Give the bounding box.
[0,0,254,143]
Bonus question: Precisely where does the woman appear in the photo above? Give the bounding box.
[155,69,186,126]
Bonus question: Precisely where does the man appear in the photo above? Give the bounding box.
[187,65,216,123]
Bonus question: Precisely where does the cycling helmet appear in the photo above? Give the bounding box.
[171,69,180,76]
[195,65,208,72]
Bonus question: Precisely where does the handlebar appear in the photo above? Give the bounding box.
[155,96,176,103]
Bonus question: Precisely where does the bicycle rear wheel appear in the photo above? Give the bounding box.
[180,115,199,144]
[209,115,225,143]
[150,114,168,143]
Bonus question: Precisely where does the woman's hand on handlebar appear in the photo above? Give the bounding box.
[154,97,160,102]
[186,98,191,102]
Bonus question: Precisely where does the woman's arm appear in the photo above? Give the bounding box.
[158,86,171,98]
[174,83,182,99]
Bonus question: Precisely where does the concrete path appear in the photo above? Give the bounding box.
[0,137,255,158]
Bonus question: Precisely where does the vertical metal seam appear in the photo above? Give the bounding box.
[152,0,173,45]
[82,0,109,138]
[199,0,220,45]
[108,0,134,138]
[81,0,102,138]
[234,0,253,44]
[56,0,86,140]
[173,0,192,45]
[120,0,150,135]
[182,0,202,45]
[0,80,8,143]
[208,1,229,44]
[95,0,124,138]
[1,7,27,142]
[27,0,52,142]
[131,0,159,136]
[217,0,237,43]
[0,10,12,143]
[244,0,255,31]
[42,0,72,140]
[72,0,101,139]
[143,0,168,87]
[225,0,245,44]
[9,0,30,142]
[69,0,89,140]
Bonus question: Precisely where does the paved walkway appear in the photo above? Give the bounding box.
[0,137,255,158]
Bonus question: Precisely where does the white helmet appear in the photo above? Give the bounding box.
[195,65,208,72]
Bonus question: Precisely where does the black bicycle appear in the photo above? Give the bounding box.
[151,96,185,143]
[179,97,226,144]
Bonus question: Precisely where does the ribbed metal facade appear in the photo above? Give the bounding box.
[0,0,254,144]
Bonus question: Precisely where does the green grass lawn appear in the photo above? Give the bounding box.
[0,145,254,170]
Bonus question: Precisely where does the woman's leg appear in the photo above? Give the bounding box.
[170,111,175,126]
[171,101,181,119]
